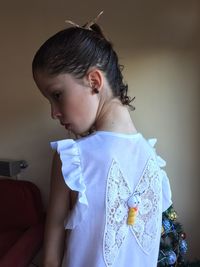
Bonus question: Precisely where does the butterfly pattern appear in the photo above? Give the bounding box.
[103,155,162,267]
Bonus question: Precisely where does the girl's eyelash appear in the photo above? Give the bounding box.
[52,91,61,100]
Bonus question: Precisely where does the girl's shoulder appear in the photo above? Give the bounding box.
[50,131,157,158]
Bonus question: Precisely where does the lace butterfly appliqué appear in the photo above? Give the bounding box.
[103,157,162,267]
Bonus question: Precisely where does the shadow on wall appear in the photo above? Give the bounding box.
[124,49,200,261]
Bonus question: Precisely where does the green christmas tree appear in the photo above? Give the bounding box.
[158,205,200,267]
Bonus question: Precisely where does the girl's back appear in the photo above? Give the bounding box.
[51,131,172,267]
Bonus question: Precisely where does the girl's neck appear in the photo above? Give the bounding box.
[94,98,137,134]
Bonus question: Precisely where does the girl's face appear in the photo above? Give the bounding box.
[34,71,100,135]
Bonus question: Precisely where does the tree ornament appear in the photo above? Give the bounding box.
[180,232,186,239]
[166,206,177,220]
[163,218,171,234]
[169,210,177,221]
[166,250,177,265]
[179,239,188,255]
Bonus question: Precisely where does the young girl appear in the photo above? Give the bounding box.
[32,13,172,267]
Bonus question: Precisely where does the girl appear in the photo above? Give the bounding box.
[32,13,172,267]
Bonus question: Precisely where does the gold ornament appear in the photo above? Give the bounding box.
[169,211,177,221]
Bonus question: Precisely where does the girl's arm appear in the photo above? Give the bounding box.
[42,152,70,267]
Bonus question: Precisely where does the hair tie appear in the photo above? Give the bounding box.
[65,11,104,31]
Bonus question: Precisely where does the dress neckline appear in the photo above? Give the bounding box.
[94,130,142,139]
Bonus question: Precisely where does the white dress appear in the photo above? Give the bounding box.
[51,131,172,267]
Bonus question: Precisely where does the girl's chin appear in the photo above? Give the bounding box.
[64,126,81,137]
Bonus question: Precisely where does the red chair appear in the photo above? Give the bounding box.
[0,179,45,267]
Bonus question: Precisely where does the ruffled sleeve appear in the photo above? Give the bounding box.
[51,139,88,229]
[148,138,173,212]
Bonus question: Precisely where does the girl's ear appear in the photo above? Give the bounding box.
[86,68,104,93]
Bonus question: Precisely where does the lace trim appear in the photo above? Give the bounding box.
[131,156,162,254]
[103,156,162,266]
[103,160,131,267]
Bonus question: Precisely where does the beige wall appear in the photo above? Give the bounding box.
[0,0,199,260]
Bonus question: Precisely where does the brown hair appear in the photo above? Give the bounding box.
[32,24,135,110]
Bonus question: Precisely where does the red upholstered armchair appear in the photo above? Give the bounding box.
[0,179,45,267]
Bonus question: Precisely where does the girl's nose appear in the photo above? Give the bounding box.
[51,106,62,119]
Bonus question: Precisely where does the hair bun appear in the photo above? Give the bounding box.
[82,11,107,39]
[90,23,105,38]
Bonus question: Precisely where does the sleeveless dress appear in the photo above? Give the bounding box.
[51,131,172,267]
